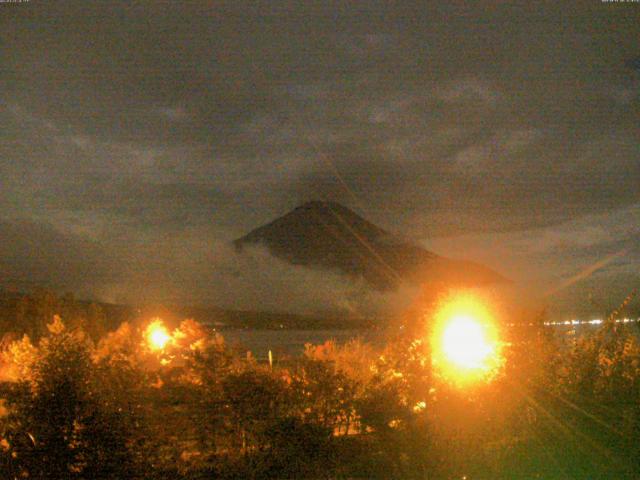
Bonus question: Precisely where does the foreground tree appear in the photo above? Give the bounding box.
[1,318,145,479]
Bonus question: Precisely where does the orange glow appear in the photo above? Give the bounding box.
[146,319,171,351]
[430,292,503,386]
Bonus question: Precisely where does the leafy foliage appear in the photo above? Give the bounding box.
[1,291,640,478]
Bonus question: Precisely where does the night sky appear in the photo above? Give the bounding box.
[1,2,639,316]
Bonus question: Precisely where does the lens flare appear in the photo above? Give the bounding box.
[442,314,494,369]
[146,319,171,351]
[431,293,503,385]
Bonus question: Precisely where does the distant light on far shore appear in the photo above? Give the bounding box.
[543,318,639,326]
[146,319,171,351]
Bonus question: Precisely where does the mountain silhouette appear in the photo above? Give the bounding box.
[234,201,507,290]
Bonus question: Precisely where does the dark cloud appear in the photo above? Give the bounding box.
[1,1,639,309]
[0,220,117,296]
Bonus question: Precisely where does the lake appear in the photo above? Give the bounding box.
[215,328,377,361]
[214,318,640,361]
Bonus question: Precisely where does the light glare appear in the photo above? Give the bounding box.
[430,293,503,386]
[146,319,171,351]
[442,315,494,369]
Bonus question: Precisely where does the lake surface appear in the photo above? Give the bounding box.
[216,328,377,360]
[214,318,640,361]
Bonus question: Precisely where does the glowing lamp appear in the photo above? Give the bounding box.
[431,293,502,385]
[442,315,494,369]
[146,319,171,351]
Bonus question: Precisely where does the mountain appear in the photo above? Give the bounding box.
[234,201,507,290]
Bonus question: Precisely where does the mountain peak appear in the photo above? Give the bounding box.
[290,201,377,228]
[294,200,353,213]
[234,202,507,290]
[296,200,341,209]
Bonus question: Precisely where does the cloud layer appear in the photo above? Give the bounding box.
[1,2,638,313]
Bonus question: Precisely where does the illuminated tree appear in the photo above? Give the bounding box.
[2,320,144,478]
[290,356,359,434]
